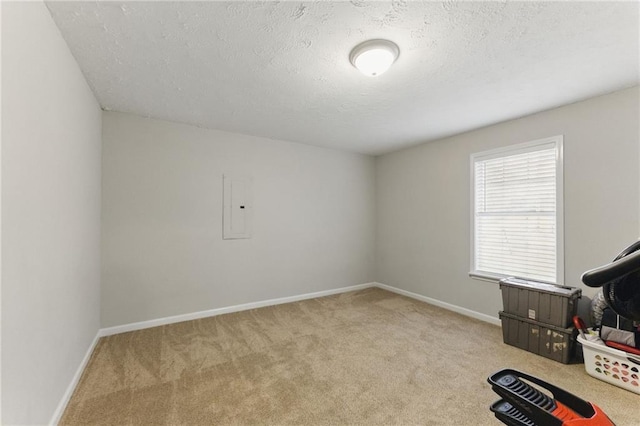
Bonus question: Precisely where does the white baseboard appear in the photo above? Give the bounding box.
[99,281,500,336]
[99,282,377,337]
[373,282,501,326]
[50,330,101,425]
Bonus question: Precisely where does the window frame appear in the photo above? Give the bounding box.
[469,135,564,285]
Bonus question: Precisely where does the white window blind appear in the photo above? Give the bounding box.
[471,136,563,284]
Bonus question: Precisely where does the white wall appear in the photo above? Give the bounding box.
[376,86,640,321]
[1,2,102,424]
[101,112,376,327]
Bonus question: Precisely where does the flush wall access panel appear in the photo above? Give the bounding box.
[223,175,252,239]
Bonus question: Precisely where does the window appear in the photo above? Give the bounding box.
[470,136,564,284]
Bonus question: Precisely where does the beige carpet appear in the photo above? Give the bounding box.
[61,288,638,425]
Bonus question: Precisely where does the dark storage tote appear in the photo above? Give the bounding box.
[499,277,581,328]
[499,311,577,364]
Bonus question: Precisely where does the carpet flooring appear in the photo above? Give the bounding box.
[61,288,638,425]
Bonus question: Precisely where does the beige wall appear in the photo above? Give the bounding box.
[1,2,102,424]
[101,112,376,327]
[376,86,640,321]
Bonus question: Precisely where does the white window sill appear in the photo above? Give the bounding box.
[468,271,504,283]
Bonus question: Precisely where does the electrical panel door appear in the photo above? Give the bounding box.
[223,175,251,239]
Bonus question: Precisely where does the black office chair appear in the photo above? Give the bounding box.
[582,240,640,322]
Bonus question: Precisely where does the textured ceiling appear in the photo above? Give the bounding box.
[46,1,639,155]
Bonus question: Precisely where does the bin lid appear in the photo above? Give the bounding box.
[499,277,581,298]
[499,311,576,333]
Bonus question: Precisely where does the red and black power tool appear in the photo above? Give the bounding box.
[488,369,615,425]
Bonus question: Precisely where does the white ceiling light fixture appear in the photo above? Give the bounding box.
[349,39,400,77]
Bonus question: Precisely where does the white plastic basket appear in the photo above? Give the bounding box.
[577,334,640,394]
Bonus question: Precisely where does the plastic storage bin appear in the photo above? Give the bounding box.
[499,277,581,328]
[499,311,576,364]
[577,334,640,394]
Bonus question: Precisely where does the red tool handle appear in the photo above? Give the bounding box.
[573,315,588,339]
[604,340,640,356]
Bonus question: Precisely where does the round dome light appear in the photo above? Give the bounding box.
[349,39,399,77]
